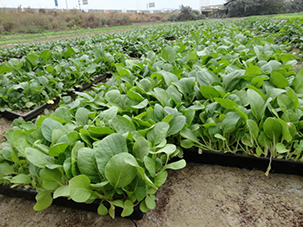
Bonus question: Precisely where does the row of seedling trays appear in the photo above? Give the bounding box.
[1,73,303,220]
[0,74,109,121]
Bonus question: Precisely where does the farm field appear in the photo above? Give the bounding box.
[0,23,159,47]
[0,15,303,226]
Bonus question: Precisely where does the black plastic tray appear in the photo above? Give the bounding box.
[0,185,144,220]
[183,149,303,176]
[0,74,110,121]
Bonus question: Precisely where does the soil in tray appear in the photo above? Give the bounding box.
[0,117,12,143]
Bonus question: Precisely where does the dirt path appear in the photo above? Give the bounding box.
[0,117,12,143]
[0,163,303,227]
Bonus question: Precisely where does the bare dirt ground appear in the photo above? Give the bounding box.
[0,117,12,143]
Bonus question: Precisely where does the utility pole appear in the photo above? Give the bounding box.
[65,0,68,9]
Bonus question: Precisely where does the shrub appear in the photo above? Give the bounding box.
[0,9,173,34]
[174,5,206,22]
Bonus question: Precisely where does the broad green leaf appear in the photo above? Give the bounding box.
[222,70,244,91]
[99,106,118,122]
[163,160,186,170]
[244,65,262,76]
[121,200,134,217]
[150,144,176,156]
[200,86,221,99]
[25,147,55,168]
[40,168,63,190]
[109,203,115,219]
[291,68,303,93]
[53,185,70,199]
[180,128,199,143]
[124,156,156,188]
[247,89,265,121]
[270,71,288,89]
[110,116,136,134]
[286,88,299,109]
[41,118,65,142]
[144,156,156,177]
[222,112,241,134]
[11,130,31,156]
[215,98,238,110]
[180,139,195,148]
[145,195,156,210]
[52,127,68,144]
[75,108,90,125]
[168,116,186,136]
[161,46,176,62]
[147,122,169,146]
[263,118,282,141]
[140,200,149,213]
[63,158,72,179]
[49,143,69,157]
[276,143,289,154]
[98,202,109,215]
[52,107,72,123]
[167,85,183,104]
[260,60,282,72]
[69,175,93,203]
[71,142,84,177]
[26,53,39,67]
[153,88,171,107]
[276,118,293,143]
[111,200,124,207]
[0,162,14,176]
[215,134,226,141]
[126,90,144,102]
[10,174,31,184]
[77,147,100,183]
[105,153,137,189]
[87,126,114,139]
[34,191,53,211]
[33,141,49,154]
[132,99,148,109]
[133,137,150,161]
[94,133,128,176]
[154,170,168,188]
[247,120,259,141]
[193,69,218,86]
[152,71,178,86]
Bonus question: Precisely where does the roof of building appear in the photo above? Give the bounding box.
[201,4,225,12]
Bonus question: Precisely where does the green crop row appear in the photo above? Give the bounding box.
[0,18,303,217]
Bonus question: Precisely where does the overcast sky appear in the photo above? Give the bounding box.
[0,0,226,10]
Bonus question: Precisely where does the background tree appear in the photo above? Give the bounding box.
[225,0,289,17]
[168,5,206,22]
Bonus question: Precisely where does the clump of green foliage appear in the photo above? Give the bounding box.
[168,5,206,22]
[225,0,303,17]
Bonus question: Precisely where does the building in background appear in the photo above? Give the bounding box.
[201,4,226,18]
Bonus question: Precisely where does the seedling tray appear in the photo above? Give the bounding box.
[0,185,144,220]
[0,74,110,121]
[184,149,303,176]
